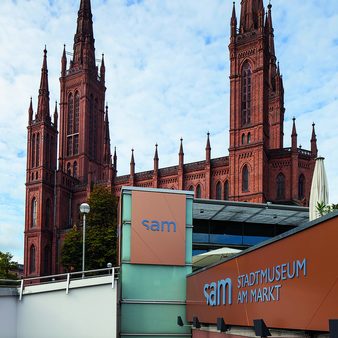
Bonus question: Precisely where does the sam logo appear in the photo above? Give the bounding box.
[142,219,177,232]
[203,278,232,306]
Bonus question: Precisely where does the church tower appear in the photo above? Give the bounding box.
[59,0,107,183]
[24,48,58,277]
[228,0,283,202]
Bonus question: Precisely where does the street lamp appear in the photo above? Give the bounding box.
[80,203,90,278]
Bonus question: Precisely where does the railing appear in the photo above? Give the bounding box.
[1,267,120,301]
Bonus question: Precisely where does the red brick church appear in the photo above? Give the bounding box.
[24,0,317,276]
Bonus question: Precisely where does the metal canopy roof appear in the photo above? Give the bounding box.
[193,199,309,226]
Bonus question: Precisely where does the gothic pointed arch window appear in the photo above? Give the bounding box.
[298,174,305,200]
[242,134,245,145]
[29,245,36,274]
[67,93,74,157]
[276,173,285,200]
[67,162,71,176]
[196,184,202,198]
[241,62,252,126]
[216,181,222,200]
[32,134,36,168]
[73,161,78,178]
[242,165,249,192]
[36,133,40,166]
[224,180,229,200]
[31,197,37,228]
[247,133,251,144]
[45,198,51,228]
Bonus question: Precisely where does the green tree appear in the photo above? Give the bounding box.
[61,226,82,272]
[0,251,18,280]
[61,186,118,272]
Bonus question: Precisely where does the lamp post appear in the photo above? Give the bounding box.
[80,203,90,278]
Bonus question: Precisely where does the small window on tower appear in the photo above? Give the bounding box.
[73,162,78,178]
[242,134,245,145]
[242,165,249,192]
[247,133,251,144]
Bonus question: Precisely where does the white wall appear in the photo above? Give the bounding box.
[0,289,17,338]
[0,277,117,338]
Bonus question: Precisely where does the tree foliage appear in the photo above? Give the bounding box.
[0,251,18,280]
[61,186,118,272]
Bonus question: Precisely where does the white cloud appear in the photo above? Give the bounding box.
[0,0,337,263]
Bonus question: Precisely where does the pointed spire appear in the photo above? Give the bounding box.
[240,0,264,33]
[73,0,95,69]
[179,138,184,167]
[113,146,117,170]
[206,132,211,163]
[231,2,237,38]
[37,47,50,122]
[53,101,58,127]
[291,117,297,151]
[100,54,105,83]
[103,105,112,165]
[130,149,135,176]
[28,97,33,124]
[265,2,275,56]
[61,44,67,76]
[154,144,159,172]
[311,122,318,157]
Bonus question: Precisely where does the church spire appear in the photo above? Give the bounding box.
[73,0,95,69]
[103,105,111,165]
[100,54,105,83]
[311,123,318,157]
[206,132,211,163]
[231,2,237,38]
[240,0,264,33]
[179,138,184,167]
[154,144,159,172]
[53,101,58,127]
[130,149,135,177]
[291,117,298,151]
[61,45,67,77]
[37,47,50,122]
[28,97,33,124]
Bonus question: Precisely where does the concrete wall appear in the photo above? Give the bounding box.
[0,288,18,338]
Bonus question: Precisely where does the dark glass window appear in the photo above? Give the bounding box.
[242,165,249,192]
[216,181,222,200]
[247,133,251,144]
[276,173,285,200]
[67,162,71,176]
[242,134,245,145]
[241,62,252,126]
[298,174,305,199]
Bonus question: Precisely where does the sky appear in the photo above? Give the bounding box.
[0,0,337,263]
